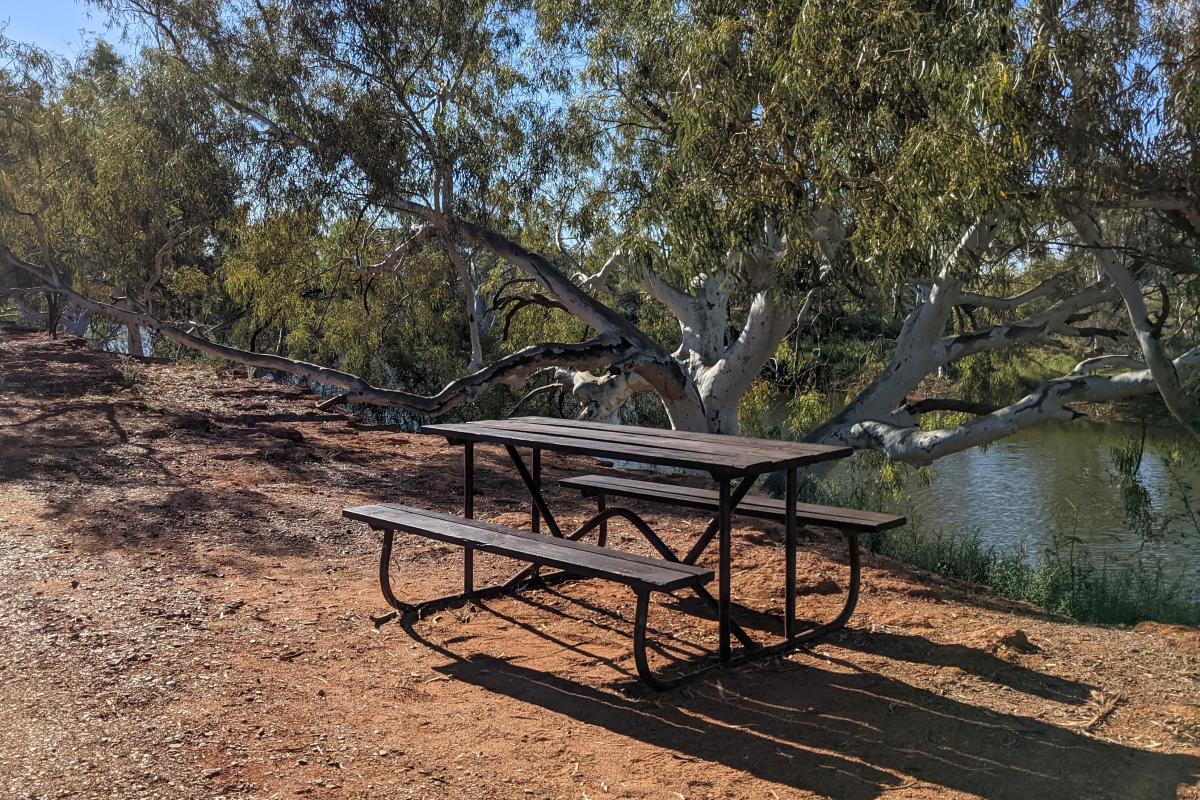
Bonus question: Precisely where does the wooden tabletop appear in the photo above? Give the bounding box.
[420,416,852,476]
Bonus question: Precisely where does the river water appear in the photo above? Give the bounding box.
[879,424,1200,591]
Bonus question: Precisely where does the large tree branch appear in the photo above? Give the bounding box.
[0,243,651,416]
[1068,354,1147,376]
[1070,209,1200,439]
[938,282,1121,362]
[428,217,699,424]
[845,346,1200,465]
[950,272,1068,310]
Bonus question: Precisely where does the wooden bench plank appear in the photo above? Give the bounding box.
[342,503,713,592]
[558,475,906,533]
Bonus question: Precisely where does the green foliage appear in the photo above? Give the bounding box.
[876,524,1200,627]
[1109,426,1200,542]
[957,347,1080,407]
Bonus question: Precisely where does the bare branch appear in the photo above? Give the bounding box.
[576,249,626,292]
[145,224,201,307]
[939,283,1121,362]
[1068,354,1147,376]
[356,224,435,276]
[951,273,1067,311]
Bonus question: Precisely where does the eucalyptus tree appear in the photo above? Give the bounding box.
[0,38,239,349]
[2,0,1196,463]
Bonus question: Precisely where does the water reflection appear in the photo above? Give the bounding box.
[889,424,1200,590]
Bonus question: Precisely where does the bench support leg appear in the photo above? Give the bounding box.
[596,494,607,547]
[786,532,861,643]
[531,447,541,534]
[633,590,709,691]
[378,528,414,615]
[717,478,732,663]
[631,532,862,691]
[374,525,581,621]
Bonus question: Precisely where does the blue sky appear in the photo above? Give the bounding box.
[2,0,121,55]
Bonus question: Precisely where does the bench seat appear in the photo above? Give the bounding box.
[343,503,713,593]
[558,474,906,533]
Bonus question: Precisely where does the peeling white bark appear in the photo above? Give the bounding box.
[1070,210,1200,439]
[444,244,486,372]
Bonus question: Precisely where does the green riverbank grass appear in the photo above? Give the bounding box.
[786,456,1200,629]
[869,524,1200,627]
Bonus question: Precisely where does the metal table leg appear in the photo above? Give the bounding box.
[464,442,474,596]
[784,466,797,639]
[531,447,541,534]
[718,477,732,663]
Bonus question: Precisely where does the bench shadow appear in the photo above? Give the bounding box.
[417,635,1199,799]
[492,585,1096,708]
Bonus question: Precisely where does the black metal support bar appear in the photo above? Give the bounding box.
[464,442,475,519]
[630,533,862,690]
[378,528,412,614]
[597,495,608,547]
[464,442,475,595]
[784,466,797,639]
[504,444,563,538]
[568,506,757,649]
[717,477,732,663]
[531,447,542,534]
[682,474,758,565]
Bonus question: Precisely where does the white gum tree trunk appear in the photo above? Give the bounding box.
[571,222,807,434]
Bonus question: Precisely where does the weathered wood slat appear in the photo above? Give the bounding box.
[493,418,839,462]
[421,418,851,474]
[342,503,713,592]
[559,475,906,533]
[510,416,848,460]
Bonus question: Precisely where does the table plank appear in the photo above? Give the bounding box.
[497,418,835,461]
[421,417,851,475]
[511,416,844,460]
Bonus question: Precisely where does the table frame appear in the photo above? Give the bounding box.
[399,418,858,688]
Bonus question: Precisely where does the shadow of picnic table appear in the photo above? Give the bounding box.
[414,626,1198,800]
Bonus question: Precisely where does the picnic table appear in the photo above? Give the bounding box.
[344,416,904,689]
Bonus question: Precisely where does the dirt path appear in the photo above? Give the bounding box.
[1,325,1198,800]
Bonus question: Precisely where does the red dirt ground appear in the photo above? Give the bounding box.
[1,324,1198,800]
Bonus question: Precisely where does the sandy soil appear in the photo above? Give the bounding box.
[1,324,1198,800]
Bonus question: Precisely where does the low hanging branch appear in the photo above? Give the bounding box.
[849,345,1200,465]
[1,244,648,416]
[896,398,1004,417]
